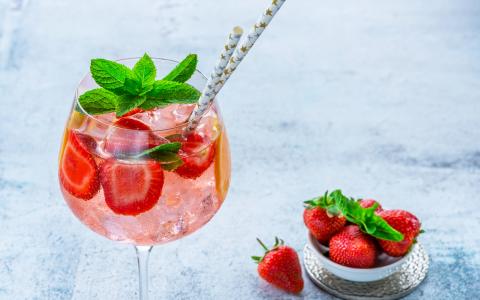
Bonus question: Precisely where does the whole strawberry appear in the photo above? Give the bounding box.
[329,225,377,268]
[252,237,304,294]
[303,194,346,244]
[377,210,421,257]
[358,199,383,212]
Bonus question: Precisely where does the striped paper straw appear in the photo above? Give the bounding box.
[185,26,243,132]
[185,0,286,132]
[215,0,286,93]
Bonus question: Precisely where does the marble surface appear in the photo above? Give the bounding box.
[0,0,479,299]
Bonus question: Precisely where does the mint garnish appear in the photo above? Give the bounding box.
[135,142,183,171]
[139,80,200,110]
[133,53,156,88]
[79,53,201,117]
[78,88,117,114]
[116,95,147,117]
[90,59,133,94]
[163,54,197,82]
[306,190,404,242]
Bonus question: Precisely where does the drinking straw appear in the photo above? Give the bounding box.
[186,0,286,132]
[215,0,286,93]
[185,26,243,132]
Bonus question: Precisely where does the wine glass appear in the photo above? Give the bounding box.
[58,58,231,299]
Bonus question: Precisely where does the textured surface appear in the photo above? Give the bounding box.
[304,244,429,299]
[0,0,479,299]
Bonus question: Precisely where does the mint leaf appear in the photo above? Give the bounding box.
[90,59,132,94]
[135,142,183,170]
[371,216,405,241]
[145,142,181,153]
[133,53,156,87]
[124,75,143,95]
[141,80,200,110]
[327,190,404,242]
[162,159,184,171]
[116,95,147,117]
[78,88,117,114]
[163,54,197,82]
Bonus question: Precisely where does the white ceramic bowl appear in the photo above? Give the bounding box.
[307,232,414,282]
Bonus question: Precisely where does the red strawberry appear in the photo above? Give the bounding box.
[252,238,304,294]
[359,199,383,212]
[122,108,145,117]
[303,196,347,245]
[59,130,100,200]
[377,210,421,257]
[172,133,215,179]
[303,202,346,245]
[329,225,377,268]
[104,117,163,156]
[99,159,164,216]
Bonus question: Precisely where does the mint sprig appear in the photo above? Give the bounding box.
[306,190,404,242]
[135,142,183,171]
[78,53,201,117]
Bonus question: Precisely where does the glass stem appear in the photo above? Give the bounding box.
[135,245,153,300]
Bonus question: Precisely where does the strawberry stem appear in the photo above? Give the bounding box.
[256,238,269,252]
[273,236,285,247]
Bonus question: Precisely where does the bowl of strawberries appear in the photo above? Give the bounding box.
[303,190,422,282]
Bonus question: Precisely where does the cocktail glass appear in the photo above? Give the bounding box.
[58,58,231,299]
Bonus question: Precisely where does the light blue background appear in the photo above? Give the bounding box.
[0,0,479,299]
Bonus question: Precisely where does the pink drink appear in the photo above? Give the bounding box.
[59,60,231,246]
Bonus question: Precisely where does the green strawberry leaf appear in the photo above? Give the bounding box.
[303,196,322,208]
[116,94,147,117]
[251,256,262,263]
[90,59,133,94]
[78,88,117,114]
[133,53,156,87]
[163,54,197,82]
[135,142,183,170]
[304,191,342,216]
[141,80,200,110]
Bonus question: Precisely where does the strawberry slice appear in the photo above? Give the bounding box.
[122,108,145,117]
[114,117,151,130]
[59,130,100,200]
[173,133,216,179]
[99,159,164,216]
[75,131,98,153]
[104,117,163,156]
